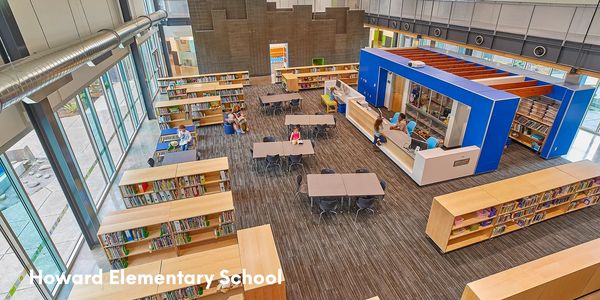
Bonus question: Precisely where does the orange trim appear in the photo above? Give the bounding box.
[490,80,539,90]
[504,85,553,97]
[464,72,509,80]
[452,69,500,76]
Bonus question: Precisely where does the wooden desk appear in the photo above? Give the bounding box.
[462,238,600,300]
[307,174,346,198]
[238,224,286,300]
[341,173,384,197]
[260,93,302,104]
[160,150,196,166]
[282,141,314,156]
[284,114,335,126]
[253,141,314,158]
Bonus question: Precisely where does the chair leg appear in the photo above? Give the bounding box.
[354,208,363,221]
[318,211,324,225]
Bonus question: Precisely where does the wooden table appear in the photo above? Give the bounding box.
[260,93,302,104]
[160,150,196,165]
[307,174,346,198]
[342,173,385,211]
[285,114,335,126]
[252,141,314,158]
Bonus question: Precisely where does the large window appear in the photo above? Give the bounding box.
[122,55,146,123]
[0,158,65,295]
[107,65,136,142]
[56,98,107,204]
[88,79,123,167]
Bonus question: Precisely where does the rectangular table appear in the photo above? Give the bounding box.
[160,150,197,166]
[260,93,302,104]
[252,141,314,158]
[342,173,385,212]
[285,114,335,126]
[306,173,385,210]
[307,174,346,198]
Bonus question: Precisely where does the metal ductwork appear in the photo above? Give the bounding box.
[0,9,168,113]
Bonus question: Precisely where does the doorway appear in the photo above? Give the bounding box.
[270,43,288,83]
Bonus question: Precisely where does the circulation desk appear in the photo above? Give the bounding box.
[347,99,480,186]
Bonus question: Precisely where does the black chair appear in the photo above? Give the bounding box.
[196,149,202,161]
[263,136,276,142]
[294,112,305,115]
[259,101,271,114]
[294,175,308,201]
[354,197,377,221]
[380,180,387,201]
[147,158,155,167]
[320,168,336,174]
[313,124,329,139]
[264,154,281,177]
[289,99,301,113]
[315,112,325,115]
[355,168,370,173]
[250,149,257,171]
[288,154,304,173]
[318,198,339,224]
[272,102,284,115]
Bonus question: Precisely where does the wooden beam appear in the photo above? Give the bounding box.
[504,84,553,97]
[402,55,449,61]
[464,72,509,80]
[453,69,499,76]
[489,80,539,90]
[427,60,464,67]
[435,62,476,69]
[439,65,487,72]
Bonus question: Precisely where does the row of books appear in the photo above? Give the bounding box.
[150,285,204,300]
[220,210,234,224]
[157,107,186,115]
[159,123,171,130]
[123,190,177,208]
[111,258,128,269]
[190,102,219,111]
[150,235,174,251]
[105,245,129,260]
[177,171,228,187]
[537,195,570,211]
[513,116,550,134]
[285,65,358,75]
[102,227,149,247]
[221,95,244,103]
[120,179,177,197]
[215,223,236,237]
[179,186,208,198]
[297,75,357,83]
[171,215,210,233]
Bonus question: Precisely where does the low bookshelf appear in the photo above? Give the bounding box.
[73,224,286,300]
[98,191,236,269]
[426,160,600,253]
[282,69,358,92]
[510,95,560,152]
[159,70,250,93]
[119,157,230,209]
[274,62,358,84]
[155,96,223,129]
[167,83,244,110]
[461,238,600,300]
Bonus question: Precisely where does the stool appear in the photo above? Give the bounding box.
[337,102,346,114]
[321,94,338,113]
[224,123,235,135]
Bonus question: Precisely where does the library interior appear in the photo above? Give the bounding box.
[1,0,600,299]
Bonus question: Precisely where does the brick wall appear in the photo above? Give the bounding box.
[188,0,369,76]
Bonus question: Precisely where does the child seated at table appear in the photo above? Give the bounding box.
[289,126,301,144]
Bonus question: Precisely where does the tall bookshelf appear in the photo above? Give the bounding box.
[119,157,230,209]
[282,69,358,92]
[274,62,358,84]
[426,160,600,253]
[155,96,223,129]
[510,95,560,152]
[159,70,250,93]
[98,191,236,269]
[166,83,244,111]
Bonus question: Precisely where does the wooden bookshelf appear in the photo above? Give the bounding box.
[461,238,600,300]
[155,96,223,129]
[426,160,600,253]
[98,192,236,269]
[281,69,358,92]
[274,62,358,84]
[510,95,560,152]
[167,83,244,110]
[73,224,285,300]
[159,70,250,93]
[119,157,230,208]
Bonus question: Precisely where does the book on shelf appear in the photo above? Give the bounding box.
[180,186,206,198]
[499,202,517,215]
[174,232,192,245]
[531,212,545,223]
[215,223,236,237]
[220,210,234,223]
[150,235,174,251]
[123,190,177,208]
[491,225,506,237]
[172,216,209,233]
[101,227,149,247]
[105,245,129,260]
[161,285,204,300]
[110,258,128,269]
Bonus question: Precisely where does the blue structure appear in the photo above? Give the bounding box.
[357,47,596,174]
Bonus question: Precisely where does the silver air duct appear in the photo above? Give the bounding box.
[0,10,167,112]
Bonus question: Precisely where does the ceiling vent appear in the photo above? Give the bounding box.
[475,35,485,45]
[402,23,410,31]
[433,28,442,37]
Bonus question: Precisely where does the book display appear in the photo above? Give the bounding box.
[155,96,223,129]
[510,95,560,152]
[118,157,230,208]
[405,82,454,140]
[97,192,236,269]
[282,70,358,92]
[426,160,600,252]
[166,83,244,110]
[158,71,250,93]
[274,63,358,84]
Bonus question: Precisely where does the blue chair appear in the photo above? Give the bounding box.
[407,121,416,135]
[390,112,401,125]
[426,137,438,149]
[224,123,235,135]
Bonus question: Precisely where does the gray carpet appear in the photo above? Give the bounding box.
[194,81,600,300]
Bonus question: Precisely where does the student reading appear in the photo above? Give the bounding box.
[178,125,192,151]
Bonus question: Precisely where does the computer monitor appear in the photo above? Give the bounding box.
[336,80,342,88]
[410,137,429,150]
